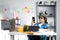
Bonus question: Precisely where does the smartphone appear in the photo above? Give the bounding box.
[32,17,35,22]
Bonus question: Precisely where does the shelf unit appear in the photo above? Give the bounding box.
[36,2,56,32]
[38,5,56,7]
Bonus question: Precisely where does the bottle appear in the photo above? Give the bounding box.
[15,16,21,26]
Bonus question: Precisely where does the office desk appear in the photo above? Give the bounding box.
[9,31,57,40]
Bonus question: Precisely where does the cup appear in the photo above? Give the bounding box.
[39,29,45,32]
[18,27,23,32]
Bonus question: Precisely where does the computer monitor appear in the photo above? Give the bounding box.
[1,19,15,31]
[1,20,10,30]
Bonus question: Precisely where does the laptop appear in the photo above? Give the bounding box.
[27,26,39,32]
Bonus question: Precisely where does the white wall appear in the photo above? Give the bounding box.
[56,0,60,40]
[0,0,57,25]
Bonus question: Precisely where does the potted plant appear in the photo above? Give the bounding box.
[23,25,29,32]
